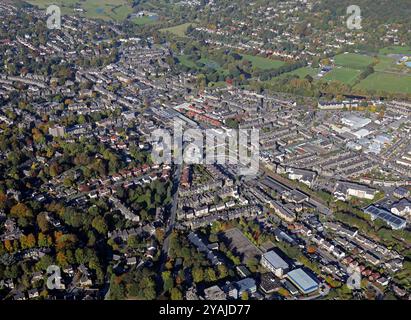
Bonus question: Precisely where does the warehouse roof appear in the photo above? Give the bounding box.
[286,268,319,294]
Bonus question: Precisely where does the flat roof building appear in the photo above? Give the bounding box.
[286,268,319,295]
[261,250,290,278]
[364,205,407,230]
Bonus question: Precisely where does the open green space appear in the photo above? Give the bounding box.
[323,67,361,85]
[379,46,411,55]
[355,72,411,94]
[160,23,194,37]
[374,55,399,72]
[132,15,159,25]
[286,66,319,78]
[240,54,286,70]
[27,0,134,21]
[334,53,374,70]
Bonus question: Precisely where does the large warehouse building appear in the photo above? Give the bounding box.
[286,268,319,295]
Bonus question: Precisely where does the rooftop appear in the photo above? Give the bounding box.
[286,268,319,294]
[262,250,289,270]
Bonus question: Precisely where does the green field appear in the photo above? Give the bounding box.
[160,23,194,37]
[132,16,159,26]
[334,53,375,70]
[379,46,411,55]
[27,0,133,21]
[241,54,286,70]
[355,72,411,94]
[323,67,361,85]
[283,66,319,78]
[374,55,399,72]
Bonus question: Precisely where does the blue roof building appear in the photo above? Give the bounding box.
[286,268,319,295]
[235,278,257,296]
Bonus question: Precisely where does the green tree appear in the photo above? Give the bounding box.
[170,287,183,300]
[162,271,174,292]
[192,267,204,283]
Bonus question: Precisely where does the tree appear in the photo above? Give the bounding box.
[38,233,47,247]
[217,264,228,279]
[4,240,13,253]
[0,192,6,209]
[57,251,68,267]
[91,216,108,235]
[36,255,54,271]
[36,213,50,232]
[110,277,126,300]
[192,267,204,283]
[10,203,33,218]
[75,248,86,265]
[206,268,217,282]
[170,287,183,300]
[241,291,249,300]
[246,257,259,272]
[127,235,140,249]
[26,233,36,249]
[162,271,174,292]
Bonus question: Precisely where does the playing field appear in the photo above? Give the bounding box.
[160,23,194,37]
[241,54,285,70]
[334,53,374,70]
[323,67,361,85]
[27,0,133,21]
[355,72,411,94]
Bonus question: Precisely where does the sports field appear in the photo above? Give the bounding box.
[334,53,375,70]
[323,67,361,85]
[354,72,411,94]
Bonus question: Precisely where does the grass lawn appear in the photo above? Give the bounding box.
[355,72,411,94]
[374,55,398,72]
[323,67,361,85]
[27,0,133,21]
[160,23,194,37]
[241,54,285,70]
[334,53,375,70]
[132,15,159,25]
[284,66,319,78]
[379,46,411,55]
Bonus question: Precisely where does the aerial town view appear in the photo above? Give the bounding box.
[0,0,410,307]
